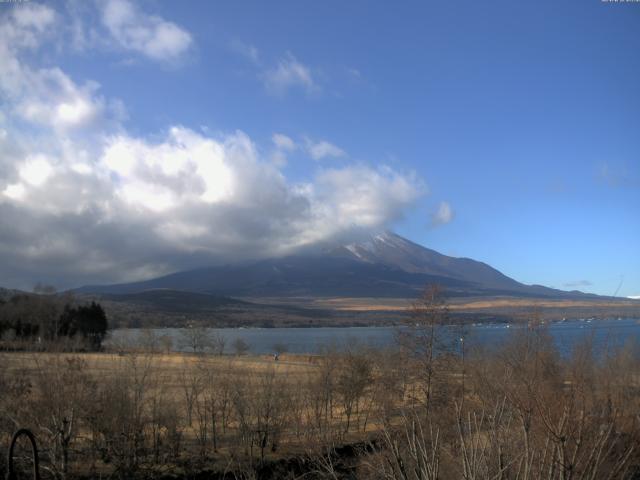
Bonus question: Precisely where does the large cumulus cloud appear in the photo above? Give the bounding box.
[0,3,424,289]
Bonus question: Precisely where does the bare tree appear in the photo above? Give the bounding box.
[139,328,159,353]
[179,326,213,354]
[159,333,173,354]
[233,338,250,356]
[179,359,203,427]
[367,411,441,480]
[251,367,289,463]
[202,364,232,452]
[85,354,154,479]
[27,356,94,479]
[211,332,226,356]
[335,346,373,434]
[398,284,450,412]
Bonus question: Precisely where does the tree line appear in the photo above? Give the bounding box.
[0,293,108,350]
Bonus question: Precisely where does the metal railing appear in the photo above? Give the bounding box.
[6,429,40,480]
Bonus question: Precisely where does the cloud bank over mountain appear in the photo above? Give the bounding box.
[0,3,424,289]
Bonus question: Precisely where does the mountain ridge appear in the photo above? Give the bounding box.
[76,231,605,300]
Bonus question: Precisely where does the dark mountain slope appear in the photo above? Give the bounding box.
[329,232,525,291]
[77,231,602,300]
[79,256,477,298]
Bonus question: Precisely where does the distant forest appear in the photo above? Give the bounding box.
[0,293,108,349]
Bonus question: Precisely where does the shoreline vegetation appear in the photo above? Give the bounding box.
[1,287,640,479]
[3,286,639,331]
[98,293,640,329]
[109,315,640,330]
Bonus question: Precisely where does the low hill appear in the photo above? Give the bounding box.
[103,289,249,312]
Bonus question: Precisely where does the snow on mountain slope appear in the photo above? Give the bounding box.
[330,231,526,291]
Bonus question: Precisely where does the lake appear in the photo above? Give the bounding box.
[106,317,640,356]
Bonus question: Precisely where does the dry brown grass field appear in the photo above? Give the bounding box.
[291,296,640,312]
[252,296,640,324]
[0,347,415,478]
[2,317,640,479]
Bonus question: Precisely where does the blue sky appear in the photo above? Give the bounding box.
[0,0,638,296]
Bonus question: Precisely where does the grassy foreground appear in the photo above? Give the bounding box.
[2,323,640,479]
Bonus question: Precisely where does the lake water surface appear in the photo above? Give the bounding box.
[107,317,640,356]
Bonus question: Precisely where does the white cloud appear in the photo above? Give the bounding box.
[0,5,110,133]
[12,3,56,32]
[231,40,259,64]
[270,133,297,167]
[1,125,422,287]
[100,0,192,62]
[0,2,424,289]
[311,165,423,237]
[563,280,593,288]
[263,53,316,96]
[305,138,346,160]
[19,154,53,186]
[17,69,106,130]
[272,133,296,152]
[101,126,240,209]
[628,295,640,300]
[0,3,56,50]
[431,201,454,227]
[2,183,26,201]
